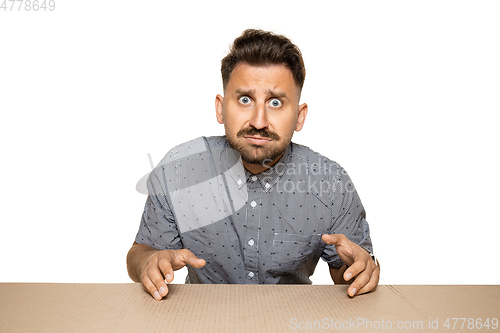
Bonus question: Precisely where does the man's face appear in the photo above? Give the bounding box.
[215,63,308,173]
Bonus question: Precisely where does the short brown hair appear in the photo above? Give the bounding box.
[221,29,306,92]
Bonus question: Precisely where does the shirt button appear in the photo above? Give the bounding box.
[248,239,255,246]
[237,179,242,185]
[250,201,257,208]
[251,175,258,182]
[248,271,254,278]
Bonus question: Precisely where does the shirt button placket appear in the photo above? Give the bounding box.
[245,178,261,283]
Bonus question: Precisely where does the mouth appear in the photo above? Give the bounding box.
[244,135,273,146]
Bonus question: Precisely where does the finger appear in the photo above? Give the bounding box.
[347,260,378,297]
[141,274,160,300]
[146,264,169,300]
[141,272,155,295]
[356,265,380,296]
[174,249,206,269]
[347,268,372,297]
[158,256,175,284]
[344,259,367,282]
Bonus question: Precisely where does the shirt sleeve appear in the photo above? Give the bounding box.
[321,167,373,269]
[134,164,183,250]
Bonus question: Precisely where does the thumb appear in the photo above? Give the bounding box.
[322,234,355,266]
[322,233,343,245]
[175,249,206,269]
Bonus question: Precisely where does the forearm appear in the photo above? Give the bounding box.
[126,242,159,282]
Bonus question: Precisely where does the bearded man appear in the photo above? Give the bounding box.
[127,29,380,301]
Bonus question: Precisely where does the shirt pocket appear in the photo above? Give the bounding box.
[270,233,323,274]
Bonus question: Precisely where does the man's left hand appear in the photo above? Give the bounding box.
[322,234,380,297]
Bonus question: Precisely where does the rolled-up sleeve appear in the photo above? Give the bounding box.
[135,163,183,250]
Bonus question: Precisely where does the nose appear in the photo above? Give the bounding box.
[248,102,269,130]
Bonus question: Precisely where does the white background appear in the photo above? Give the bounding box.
[1,0,499,285]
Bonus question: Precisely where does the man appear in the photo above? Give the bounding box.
[127,29,380,301]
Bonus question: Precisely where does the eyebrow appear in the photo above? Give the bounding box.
[234,88,289,100]
[266,89,289,100]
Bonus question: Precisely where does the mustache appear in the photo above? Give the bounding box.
[237,127,280,141]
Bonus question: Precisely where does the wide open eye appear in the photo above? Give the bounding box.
[239,96,251,105]
[269,98,282,108]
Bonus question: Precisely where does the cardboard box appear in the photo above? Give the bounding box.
[0,283,499,332]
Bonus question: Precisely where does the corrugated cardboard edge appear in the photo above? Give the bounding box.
[0,284,499,332]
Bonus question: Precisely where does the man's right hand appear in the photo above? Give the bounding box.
[127,243,206,300]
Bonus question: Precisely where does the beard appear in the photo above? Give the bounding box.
[225,126,294,167]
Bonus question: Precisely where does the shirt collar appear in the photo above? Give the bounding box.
[223,141,247,190]
[223,137,292,191]
[244,144,292,192]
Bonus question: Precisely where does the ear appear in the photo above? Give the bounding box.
[295,103,308,132]
[215,94,224,124]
